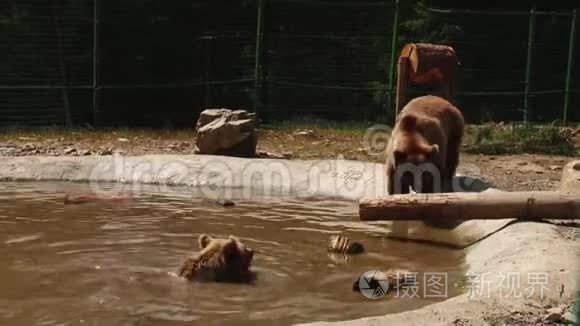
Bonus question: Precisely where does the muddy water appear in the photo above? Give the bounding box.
[0,182,467,326]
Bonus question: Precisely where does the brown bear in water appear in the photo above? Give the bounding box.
[177,234,255,283]
[327,235,365,255]
[385,95,464,228]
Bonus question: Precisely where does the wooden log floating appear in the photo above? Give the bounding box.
[359,191,580,221]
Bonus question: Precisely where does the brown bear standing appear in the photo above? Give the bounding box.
[386,95,464,194]
[178,234,255,283]
[385,95,464,228]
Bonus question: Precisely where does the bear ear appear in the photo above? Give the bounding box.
[222,238,239,258]
[399,115,417,130]
[198,234,213,249]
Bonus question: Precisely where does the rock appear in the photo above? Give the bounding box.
[560,160,580,195]
[542,305,571,323]
[293,129,317,139]
[195,108,257,158]
[562,311,577,324]
[257,150,284,159]
[517,161,528,166]
[549,165,562,171]
[63,147,77,155]
[21,143,36,152]
[195,108,232,131]
[216,199,235,207]
[98,148,114,156]
[117,138,129,142]
[168,142,189,151]
[543,311,563,322]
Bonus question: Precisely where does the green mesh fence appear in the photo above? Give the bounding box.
[0,0,577,127]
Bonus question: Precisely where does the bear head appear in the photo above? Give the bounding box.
[178,234,255,283]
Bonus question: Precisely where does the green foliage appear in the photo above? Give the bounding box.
[463,123,578,156]
[399,1,464,44]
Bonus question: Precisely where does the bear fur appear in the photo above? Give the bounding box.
[385,95,464,196]
[177,234,255,283]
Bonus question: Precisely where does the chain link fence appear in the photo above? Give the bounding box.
[0,0,578,128]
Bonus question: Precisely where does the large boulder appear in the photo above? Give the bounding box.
[195,109,258,158]
[560,160,580,195]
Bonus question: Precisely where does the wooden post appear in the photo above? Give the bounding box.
[395,56,409,118]
[359,191,580,222]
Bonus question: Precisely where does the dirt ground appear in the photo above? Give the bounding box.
[0,127,576,192]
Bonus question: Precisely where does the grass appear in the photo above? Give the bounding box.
[260,117,376,137]
[0,126,194,142]
[0,120,578,158]
[463,123,579,156]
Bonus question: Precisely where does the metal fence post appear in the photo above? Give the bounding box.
[254,0,265,117]
[53,2,72,128]
[92,0,101,127]
[387,0,400,123]
[564,9,577,125]
[523,6,536,125]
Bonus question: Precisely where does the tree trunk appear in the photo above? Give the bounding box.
[359,191,580,221]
